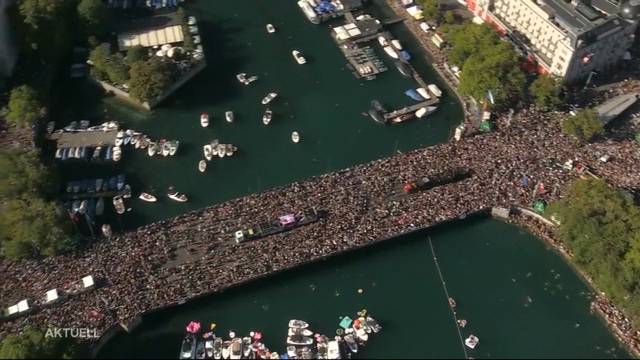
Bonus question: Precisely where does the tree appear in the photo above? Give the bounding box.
[635,131,640,144]
[443,10,456,24]
[417,0,439,21]
[0,327,80,359]
[88,43,111,80]
[6,85,42,128]
[77,0,110,36]
[562,108,603,142]
[126,46,147,65]
[529,75,563,110]
[0,150,57,201]
[128,58,176,103]
[447,23,501,67]
[458,42,526,107]
[18,0,63,29]
[105,53,130,84]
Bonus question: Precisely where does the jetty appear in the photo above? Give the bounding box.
[61,188,131,201]
[48,130,118,149]
[383,98,440,120]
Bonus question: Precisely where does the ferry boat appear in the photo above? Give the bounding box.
[291,131,300,143]
[113,196,125,215]
[383,46,398,59]
[465,335,479,349]
[402,168,472,194]
[394,61,412,78]
[428,83,442,97]
[377,36,388,47]
[168,187,188,202]
[391,39,402,50]
[101,224,112,237]
[266,23,276,33]
[199,160,207,172]
[203,144,213,161]
[234,208,321,243]
[139,193,157,202]
[225,111,234,123]
[200,113,209,127]
[262,109,273,125]
[179,333,197,359]
[261,92,278,105]
[292,50,307,64]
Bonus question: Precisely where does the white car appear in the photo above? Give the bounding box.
[420,22,430,32]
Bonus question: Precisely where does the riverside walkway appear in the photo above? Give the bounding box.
[0,108,639,344]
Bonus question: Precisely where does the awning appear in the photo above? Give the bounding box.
[46,289,59,303]
[82,275,95,288]
[17,300,29,312]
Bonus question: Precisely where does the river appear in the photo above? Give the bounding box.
[49,0,629,358]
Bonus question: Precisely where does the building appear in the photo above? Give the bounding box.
[466,0,640,82]
[117,13,184,50]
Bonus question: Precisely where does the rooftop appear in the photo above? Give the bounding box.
[116,12,185,49]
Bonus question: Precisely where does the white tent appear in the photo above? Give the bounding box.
[46,289,59,303]
[7,305,18,315]
[82,275,95,288]
[17,300,29,312]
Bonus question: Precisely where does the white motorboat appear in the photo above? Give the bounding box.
[115,137,124,146]
[167,187,188,202]
[465,335,479,349]
[383,46,398,59]
[201,113,210,127]
[236,73,247,83]
[266,23,276,33]
[344,334,358,353]
[261,92,278,105]
[327,341,340,359]
[288,319,309,329]
[286,346,296,358]
[169,141,179,156]
[161,141,171,156]
[221,340,231,359]
[225,111,234,123]
[415,106,437,118]
[391,39,402,50]
[203,144,213,161]
[286,335,313,346]
[225,145,233,157]
[217,148,225,158]
[229,339,242,360]
[292,50,307,64]
[287,328,313,337]
[148,142,157,157]
[262,109,273,125]
[93,146,102,159]
[377,36,388,47]
[198,160,207,172]
[416,87,431,100]
[55,148,63,159]
[355,327,368,342]
[139,193,157,202]
[244,75,258,85]
[291,131,300,143]
[428,84,442,97]
[113,146,122,162]
[113,196,125,215]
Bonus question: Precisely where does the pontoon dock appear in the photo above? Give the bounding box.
[48,130,118,149]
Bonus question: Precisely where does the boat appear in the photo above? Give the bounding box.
[399,50,411,61]
[203,144,213,161]
[416,87,431,100]
[288,319,309,329]
[242,337,252,358]
[266,23,276,33]
[63,121,78,132]
[123,136,131,146]
[79,120,90,130]
[161,141,171,156]
[225,145,233,157]
[391,39,402,50]
[168,187,188,202]
[225,111,234,123]
[80,147,88,159]
[198,160,207,172]
[115,137,124,146]
[465,335,479,349]
[112,146,122,162]
[229,339,242,360]
[195,340,206,360]
[221,340,231,359]
[116,175,125,190]
[73,147,81,159]
[169,140,179,156]
[147,142,157,157]
[93,147,102,159]
[96,197,104,216]
[428,83,442,97]
[217,147,225,158]
[391,113,415,124]
[78,200,88,215]
[213,337,223,359]
[139,193,157,202]
[46,121,55,133]
[327,341,341,359]
[261,92,278,105]
[205,340,214,359]
[179,333,197,359]
[286,346,297,358]
[405,89,425,101]
[291,131,300,143]
[354,327,368,342]
[394,61,412,78]
[262,109,273,125]
[55,148,63,159]
[415,106,437,118]
[113,196,125,215]
[383,46,398,59]
[377,36,388,47]
[292,50,307,64]
[343,334,358,353]
[244,75,258,85]
[287,335,313,346]
[236,73,247,83]
[368,109,385,124]
[201,113,209,127]
[61,148,69,160]
[288,328,313,337]
[101,224,112,237]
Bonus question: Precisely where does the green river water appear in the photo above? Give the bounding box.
[48,0,630,357]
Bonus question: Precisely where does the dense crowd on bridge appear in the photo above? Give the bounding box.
[1,105,639,351]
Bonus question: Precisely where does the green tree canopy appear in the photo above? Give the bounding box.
[128,57,177,103]
[77,0,111,36]
[6,85,42,128]
[529,75,563,110]
[548,179,640,322]
[458,42,526,107]
[18,0,63,29]
[443,10,456,24]
[0,150,57,200]
[88,43,111,80]
[417,0,439,21]
[126,46,147,65]
[562,108,603,143]
[0,327,80,359]
[105,53,130,85]
[447,23,501,67]
[635,131,640,144]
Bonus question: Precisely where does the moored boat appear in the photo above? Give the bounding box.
[46,121,55,133]
[262,109,273,125]
[377,35,388,47]
[416,87,431,100]
[405,89,425,101]
[204,144,213,161]
[245,75,258,85]
[415,106,437,118]
[195,340,206,360]
[168,187,188,202]
[399,50,411,61]
[465,334,479,349]
[225,111,234,123]
[93,146,102,159]
[288,328,313,337]
[169,140,179,156]
[213,337,223,359]
[266,23,276,33]
[222,340,231,359]
[55,148,63,159]
[198,160,207,172]
[343,334,358,353]
[113,196,125,215]
[383,46,398,59]
[229,338,242,360]
[291,131,300,143]
[179,333,197,360]
[261,92,278,105]
[112,146,122,162]
[327,340,341,359]
[428,83,442,97]
[96,197,104,216]
[139,192,157,202]
[394,60,412,78]
[390,113,414,124]
[148,142,157,157]
[287,335,313,346]
[288,319,309,329]
[201,113,210,127]
[292,50,307,64]
[101,224,112,237]
[391,39,402,50]
[236,73,247,83]
[161,141,171,156]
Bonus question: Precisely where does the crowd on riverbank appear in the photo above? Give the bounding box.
[1,105,639,355]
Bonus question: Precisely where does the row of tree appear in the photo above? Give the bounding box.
[0,150,76,259]
[0,327,83,359]
[548,179,640,325]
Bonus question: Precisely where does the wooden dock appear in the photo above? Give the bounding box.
[339,42,388,79]
[383,98,439,120]
[48,130,118,149]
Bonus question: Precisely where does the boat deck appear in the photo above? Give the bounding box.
[48,130,118,149]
